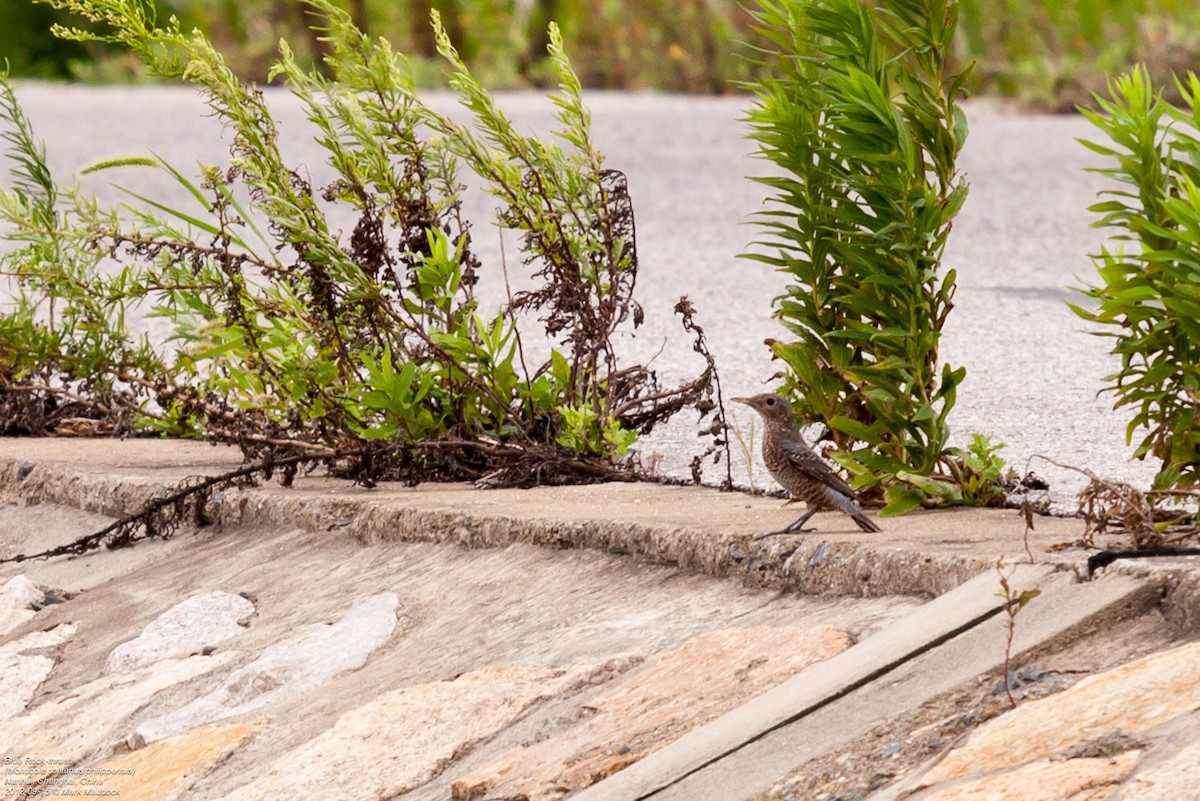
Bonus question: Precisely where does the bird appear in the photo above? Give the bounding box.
[734,393,881,536]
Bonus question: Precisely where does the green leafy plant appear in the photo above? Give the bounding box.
[0,72,163,436]
[951,433,1013,505]
[1074,65,1200,490]
[876,432,1013,515]
[2,0,728,486]
[743,0,975,514]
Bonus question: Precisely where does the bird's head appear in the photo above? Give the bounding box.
[732,393,796,427]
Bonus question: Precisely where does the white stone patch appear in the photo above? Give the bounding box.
[0,623,77,724]
[107,591,256,673]
[3,652,241,767]
[0,575,43,636]
[136,592,400,743]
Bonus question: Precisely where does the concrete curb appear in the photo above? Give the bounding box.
[3,440,1200,607]
[5,441,1200,619]
[2,447,1024,600]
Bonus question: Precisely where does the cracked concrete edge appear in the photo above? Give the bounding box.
[1073,558,1200,635]
[239,494,998,598]
[2,456,998,600]
[7,451,1200,619]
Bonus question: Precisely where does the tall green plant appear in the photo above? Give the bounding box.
[1074,65,1200,489]
[743,0,972,513]
[428,11,642,441]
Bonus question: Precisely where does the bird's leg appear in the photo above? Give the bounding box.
[784,506,819,532]
[755,505,817,539]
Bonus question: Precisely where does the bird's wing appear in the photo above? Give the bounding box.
[779,439,860,499]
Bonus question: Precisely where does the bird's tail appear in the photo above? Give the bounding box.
[850,509,882,533]
[830,491,882,533]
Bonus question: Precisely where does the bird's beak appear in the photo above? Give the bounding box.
[732,397,750,405]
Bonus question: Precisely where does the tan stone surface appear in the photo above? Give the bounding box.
[3,460,900,801]
[136,592,399,743]
[454,624,852,801]
[1119,726,1200,801]
[210,664,591,801]
[87,722,257,801]
[925,640,1200,783]
[913,751,1141,801]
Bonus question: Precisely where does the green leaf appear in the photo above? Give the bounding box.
[880,484,923,516]
[829,414,877,442]
[897,470,962,502]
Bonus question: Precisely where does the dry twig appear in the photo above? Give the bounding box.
[1028,455,1198,550]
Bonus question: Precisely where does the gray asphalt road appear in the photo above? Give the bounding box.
[3,83,1160,507]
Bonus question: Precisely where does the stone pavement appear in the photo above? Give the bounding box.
[2,438,1200,801]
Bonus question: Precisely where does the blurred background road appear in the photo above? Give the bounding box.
[7,83,1157,507]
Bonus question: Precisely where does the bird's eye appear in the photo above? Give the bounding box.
[765,397,776,406]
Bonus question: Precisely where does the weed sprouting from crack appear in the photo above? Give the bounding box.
[995,557,1041,709]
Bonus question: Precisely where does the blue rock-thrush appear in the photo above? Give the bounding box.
[734,393,881,535]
